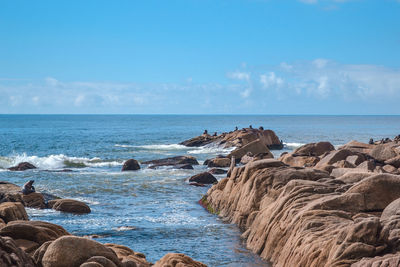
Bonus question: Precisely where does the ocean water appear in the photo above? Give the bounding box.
[1,115,400,266]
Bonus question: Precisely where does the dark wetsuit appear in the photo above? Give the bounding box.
[21,182,35,195]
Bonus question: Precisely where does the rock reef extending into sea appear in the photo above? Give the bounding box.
[202,136,400,267]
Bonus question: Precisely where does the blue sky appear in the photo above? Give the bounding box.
[1,0,400,114]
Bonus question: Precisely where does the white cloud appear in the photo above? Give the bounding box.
[227,71,250,81]
[260,72,284,89]
[74,94,85,106]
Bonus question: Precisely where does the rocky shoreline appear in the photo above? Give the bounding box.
[0,183,207,267]
[202,135,400,266]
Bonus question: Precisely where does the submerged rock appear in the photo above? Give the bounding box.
[143,156,199,168]
[8,162,37,171]
[208,168,227,175]
[121,159,140,171]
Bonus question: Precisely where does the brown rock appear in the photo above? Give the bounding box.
[279,154,320,167]
[0,182,24,203]
[315,149,354,169]
[346,174,400,211]
[206,157,231,168]
[142,156,199,168]
[381,197,400,221]
[228,139,273,160]
[0,236,35,267]
[340,140,374,154]
[385,156,400,168]
[336,172,373,184]
[105,243,152,267]
[331,168,369,178]
[382,164,399,174]
[8,162,36,171]
[0,202,28,223]
[153,253,207,267]
[293,141,335,156]
[208,168,227,175]
[188,172,217,184]
[333,160,356,168]
[369,144,397,162]
[121,159,140,171]
[352,253,400,267]
[346,154,366,166]
[357,160,376,171]
[0,220,70,246]
[14,238,40,254]
[22,192,46,209]
[39,236,121,267]
[48,199,91,214]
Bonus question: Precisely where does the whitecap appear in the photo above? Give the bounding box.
[283,142,305,149]
[0,153,121,170]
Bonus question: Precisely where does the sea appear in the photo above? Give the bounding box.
[0,115,399,266]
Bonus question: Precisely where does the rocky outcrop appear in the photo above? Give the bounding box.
[188,172,217,184]
[228,139,274,161]
[121,159,140,171]
[142,156,199,168]
[8,162,37,171]
[293,141,335,156]
[0,202,28,223]
[153,253,207,267]
[202,151,400,266]
[48,199,91,214]
[181,128,283,150]
[0,236,35,267]
[0,182,24,203]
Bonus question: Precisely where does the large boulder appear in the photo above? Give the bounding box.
[0,182,23,203]
[228,139,273,160]
[38,236,121,267]
[315,149,354,170]
[369,144,398,162]
[22,192,46,209]
[153,253,207,267]
[142,156,199,168]
[279,154,319,167]
[0,202,28,223]
[188,172,217,184]
[293,141,335,156]
[0,220,70,246]
[179,135,217,147]
[340,140,374,154]
[206,157,231,168]
[121,159,140,171]
[48,199,91,214]
[385,156,400,168]
[0,236,35,267]
[105,243,151,267]
[346,174,400,211]
[8,162,37,171]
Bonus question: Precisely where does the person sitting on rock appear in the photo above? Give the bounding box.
[21,180,35,195]
[213,132,217,136]
[235,126,238,131]
[259,126,264,131]
[249,125,253,129]
[203,129,208,135]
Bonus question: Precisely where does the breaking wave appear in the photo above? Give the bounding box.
[0,153,122,170]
